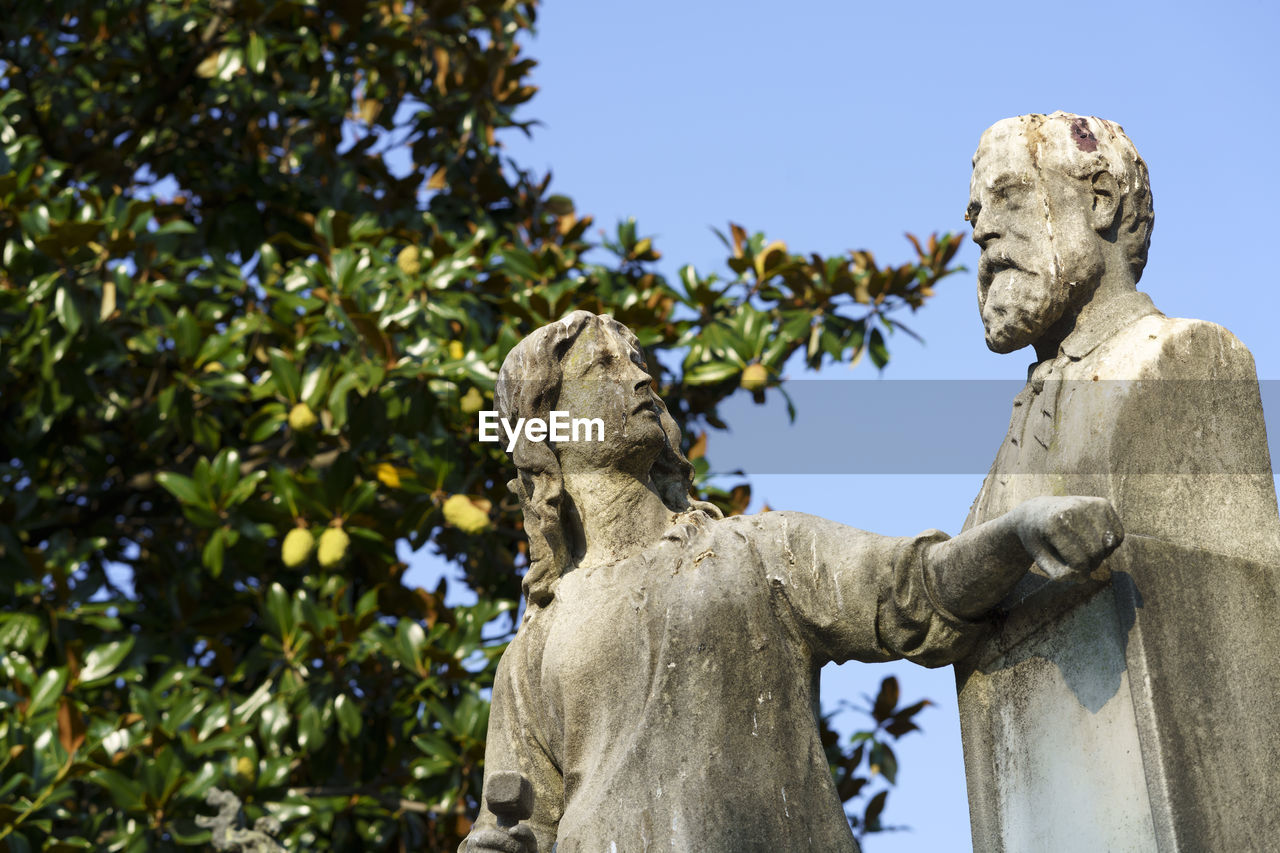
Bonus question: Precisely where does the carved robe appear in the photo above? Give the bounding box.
[964,289,1279,562]
[462,511,984,853]
[956,290,1280,850]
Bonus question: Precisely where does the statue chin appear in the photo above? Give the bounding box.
[984,324,1035,354]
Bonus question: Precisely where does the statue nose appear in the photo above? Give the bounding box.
[972,215,1000,248]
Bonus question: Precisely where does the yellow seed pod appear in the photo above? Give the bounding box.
[375,462,402,489]
[448,340,464,361]
[443,494,490,534]
[397,245,421,276]
[234,755,254,779]
[281,528,315,568]
[740,363,768,392]
[288,402,318,431]
[317,527,351,568]
[459,387,485,415]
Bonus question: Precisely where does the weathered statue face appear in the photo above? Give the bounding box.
[967,121,1107,354]
[554,323,666,478]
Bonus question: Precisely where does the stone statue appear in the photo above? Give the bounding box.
[460,310,1126,853]
[196,788,286,852]
[963,111,1279,562]
[957,112,1280,850]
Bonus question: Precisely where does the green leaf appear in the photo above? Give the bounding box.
[226,469,267,506]
[177,761,220,801]
[21,202,50,235]
[267,466,304,518]
[217,46,244,80]
[265,582,295,639]
[28,666,68,717]
[258,754,292,787]
[0,613,46,655]
[327,370,361,429]
[684,360,741,385]
[355,588,379,619]
[156,472,202,506]
[198,700,231,741]
[79,637,135,686]
[211,448,241,498]
[54,285,82,336]
[259,699,291,750]
[863,790,889,832]
[341,480,378,517]
[872,675,899,722]
[297,701,324,750]
[152,219,196,235]
[268,798,314,823]
[394,618,426,674]
[90,767,147,811]
[246,32,267,74]
[202,526,228,577]
[244,403,286,442]
[174,307,200,359]
[233,679,274,721]
[268,349,301,403]
[868,327,889,369]
[881,742,898,785]
[334,694,361,742]
[299,362,330,408]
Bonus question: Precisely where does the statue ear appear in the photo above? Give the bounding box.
[1090,170,1121,234]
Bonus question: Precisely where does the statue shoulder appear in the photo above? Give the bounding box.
[717,510,878,551]
[717,509,824,535]
[1093,314,1260,381]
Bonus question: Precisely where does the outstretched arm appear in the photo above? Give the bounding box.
[926,495,1124,620]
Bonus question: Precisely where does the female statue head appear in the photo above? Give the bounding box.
[494,311,718,606]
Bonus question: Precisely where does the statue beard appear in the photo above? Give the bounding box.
[979,249,1102,354]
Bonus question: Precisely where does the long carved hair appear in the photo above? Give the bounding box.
[494,311,718,607]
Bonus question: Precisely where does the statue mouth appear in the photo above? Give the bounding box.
[978,250,1027,289]
[632,399,659,418]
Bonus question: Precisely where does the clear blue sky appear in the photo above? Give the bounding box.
[405,1,1280,848]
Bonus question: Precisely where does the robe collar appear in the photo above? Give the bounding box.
[1022,289,1161,389]
[1058,289,1161,360]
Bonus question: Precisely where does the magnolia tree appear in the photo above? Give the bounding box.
[0,1,962,849]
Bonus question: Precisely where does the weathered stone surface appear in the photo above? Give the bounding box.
[958,112,1280,851]
[195,788,286,853]
[459,311,1125,852]
[485,771,533,825]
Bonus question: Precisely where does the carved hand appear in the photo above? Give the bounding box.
[464,826,535,853]
[1011,495,1125,581]
[928,494,1127,620]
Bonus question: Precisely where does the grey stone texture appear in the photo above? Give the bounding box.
[959,112,1280,851]
[460,312,1124,853]
[196,788,286,853]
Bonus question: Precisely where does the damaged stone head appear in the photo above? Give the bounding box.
[492,310,719,607]
[966,112,1154,356]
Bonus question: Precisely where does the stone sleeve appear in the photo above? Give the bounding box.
[459,621,562,853]
[749,511,986,668]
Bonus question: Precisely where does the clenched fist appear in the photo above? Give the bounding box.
[1011,495,1125,581]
